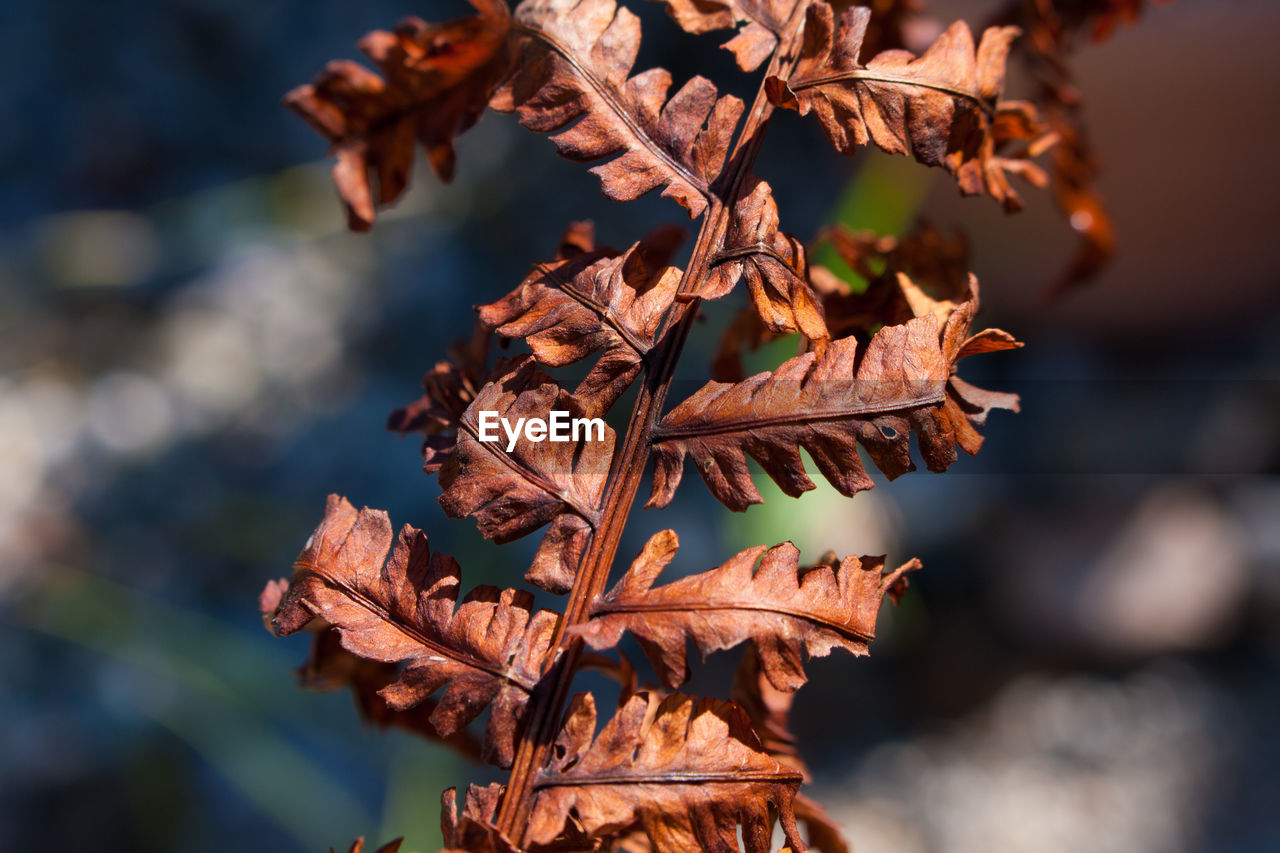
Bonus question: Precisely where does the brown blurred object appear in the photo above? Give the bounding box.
[926,0,1280,340]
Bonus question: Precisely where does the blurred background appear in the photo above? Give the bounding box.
[2,0,1278,850]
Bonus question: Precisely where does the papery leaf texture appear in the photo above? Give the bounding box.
[704,177,828,344]
[527,691,806,853]
[438,360,615,594]
[575,529,919,690]
[441,784,518,853]
[264,495,556,768]
[285,0,513,229]
[650,274,1021,511]
[286,627,485,760]
[480,222,685,417]
[388,323,499,474]
[491,0,745,218]
[767,3,1051,210]
[651,0,802,71]
[712,222,973,382]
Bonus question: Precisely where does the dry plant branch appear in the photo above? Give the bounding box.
[263,0,1166,850]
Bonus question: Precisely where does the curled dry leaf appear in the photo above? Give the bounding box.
[819,222,972,304]
[480,224,685,417]
[650,275,1020,511]
[711,221,971,383]
[439,360,615,594]
[285,0,513,230]
[1042,110,1116,294]
[809,221,974,335]
[387,323,497,474]
[705,178,828,344]
[575,530,919,690]
[491,0,744,218]
[441,785,518,853]
[652,0,926,72]
[264,495,556,768]
[732,643,806,777]
[767,3,1050,210]
[651,0,802,72]
[528,692,806,853]
[294,628,484,761]
[995,0,1170,291]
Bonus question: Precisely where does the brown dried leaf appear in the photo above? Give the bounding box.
[528,692,806,853]
[441,785,519,853]
[439,361,615,594]
[732,643,806,776]
[705,178,828,344]
[479,225,685,417]
[821,222,973,304]
[711,221,975,383]
[295,628,484,761]
[766,3,1048,210]
[388,323,499,474]
[1043,110,1116,294]
[994,0,1170,291]
[265,495,556,768]
[575,530,919,690]
[285,0,513,230]
[651,0,802,71]
[491,0,745,218]
[792,796,851,853]
[650,275,1020,511]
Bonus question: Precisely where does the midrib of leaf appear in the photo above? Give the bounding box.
[651,384,948,440]
[512,21,715,203]
[791,68,996,116]
[590,597,875,643]
[727,0,783,35]
[536,260,653,355]
[711,241,795,270]
[294,556,535,690]
[534,768,804,787]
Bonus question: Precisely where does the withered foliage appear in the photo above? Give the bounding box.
[649,278,1019,511]
[285,0,512,230]
[494,0,746,219]
[479,223,686,418]
[264,0,1159,850]
[766,3,1052,211]
[265,495,556,767]
[574,530,920,690]
[988,0,1171,292]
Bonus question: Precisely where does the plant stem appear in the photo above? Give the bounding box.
[494,6,810,840]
